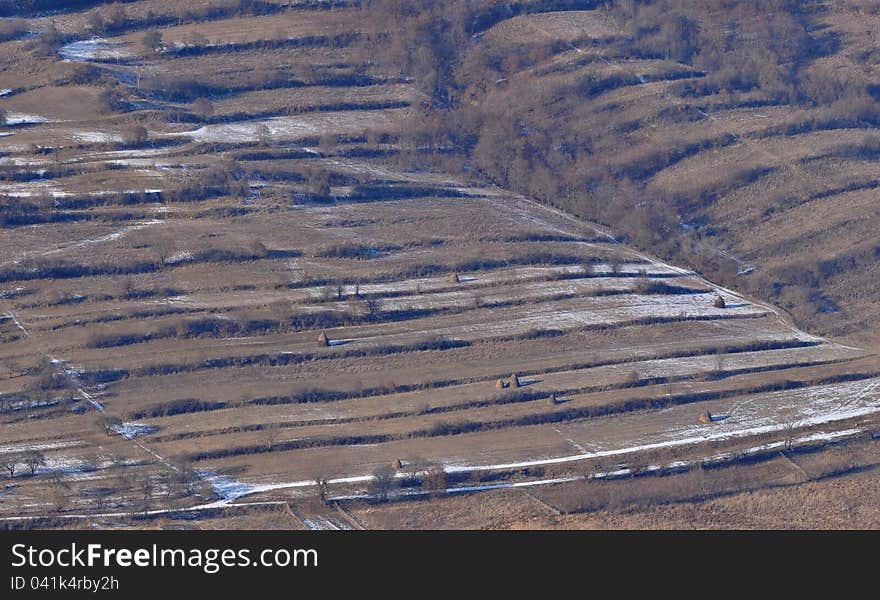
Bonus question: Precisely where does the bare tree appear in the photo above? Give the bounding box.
[256,123,272,146]
[316,478,328,506]
[364,297,381,318]
[263,422,282,451]
[86,9,106,34]
[171,459,200,497]
[192,97,214,120]
[318,133,337,155]
[609,257,623,275]
[421,464,447,497]
[3,453,21,478]
[714,348,726,375]
[370,465,396,502]
[121,124,148,146]
[48,473,69,512]
[91,486,114,511]
[111,459,133,503]
[186,30,207,47]
[141,477,154,514]
[23,450,46,476]
[142,30,163,54]
[306,168,330,196]
[105,3,127,30]
[782,410,799,451]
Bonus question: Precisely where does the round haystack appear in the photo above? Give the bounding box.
[450,273,460,284]
[713,295,726,309]
[510,373,521,388]
[317,331,329,346]
[495,378,509,389]
[698,410,713,425]
[392,458,403,470]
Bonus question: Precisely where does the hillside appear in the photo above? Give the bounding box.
[0,0,878,529]
[452,0,880,345]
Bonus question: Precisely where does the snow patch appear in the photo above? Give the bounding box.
[110,423,158,440]
[59,38,130,62]
[0,440,84,455]
[5,114,51,126]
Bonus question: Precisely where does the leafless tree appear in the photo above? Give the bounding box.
[105,3,127,30]
[306,168,330,196]
[370,465,396,502]
[23,450,46,476]
[256,123,272,146]
[121,124,148,146]
[186,30,207,47]
[421,464,447,496]
[316,478,328,506]
[263,422,282,451]
[86,9,105,34]
[171,460,200,497]
[364,297,381,318]
[48,473,69,512]
[714,348,726,375]
[3,453,21,478]
[192,98,214,120]
[782,410,799,451]
[91,486,114,511]
[318,133,337,155]
[141,477,154,514]
[142,30,163,54]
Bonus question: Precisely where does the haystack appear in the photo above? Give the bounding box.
[392,458,403,470]
[510,373,521,388]
[495,378,509,389]
[713,295,726,309]
[450,273,460,284]
[698,410,713,425]
[317,331,329,347]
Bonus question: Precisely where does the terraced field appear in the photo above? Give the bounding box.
[1,1,879,529]
[463,0,880,344]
